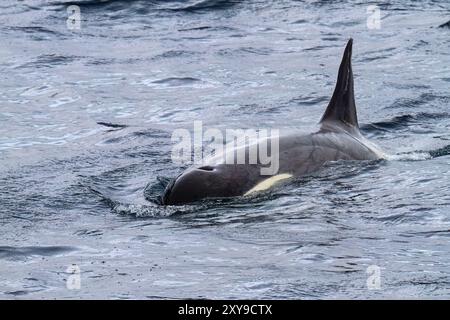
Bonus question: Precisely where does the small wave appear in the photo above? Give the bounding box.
[166,0,240,12]
[292,19,307,24]
[50,0,239,12]
[217,46,274,56]
[6,26,67,41]
[143,77,207,88]
[406,229,450,238]
[178,26,213,31]
[178,25,237,32]
[358,47,396,62]
[16,54,80,69]
[290,95,329,106]
[385,145,450,161]
[152,50,200,60]
[8,26,61,35]
[409,40,429,50]
[0,246,77,261]
[385,93,448,110]
[97,121,128,129]
[429,145,450,158]
[361,112,449,133]
[49,0,121,8]
[382,82,431,90]
[88,180,180,218]
[386,152,432,161]
[111,202,178,218]
[303,45,335,52]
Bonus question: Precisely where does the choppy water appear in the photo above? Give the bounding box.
[1,0,450,299]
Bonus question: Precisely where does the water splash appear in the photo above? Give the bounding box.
[386,152,432,161]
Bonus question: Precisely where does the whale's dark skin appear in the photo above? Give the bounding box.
[438,20,450,28]
[162,39,385,205]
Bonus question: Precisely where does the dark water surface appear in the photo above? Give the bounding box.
[0,0,450,299]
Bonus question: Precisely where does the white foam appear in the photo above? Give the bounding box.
[385,152,432,161]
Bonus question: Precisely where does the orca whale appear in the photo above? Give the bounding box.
[162,39,385,205]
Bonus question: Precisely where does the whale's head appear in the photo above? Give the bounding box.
[161,164,260,205]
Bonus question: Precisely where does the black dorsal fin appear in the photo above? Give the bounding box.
[320,38,359,131]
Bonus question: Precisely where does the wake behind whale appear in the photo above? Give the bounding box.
[162,39,385,205]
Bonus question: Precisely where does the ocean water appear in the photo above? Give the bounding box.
[0,0,449,299]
